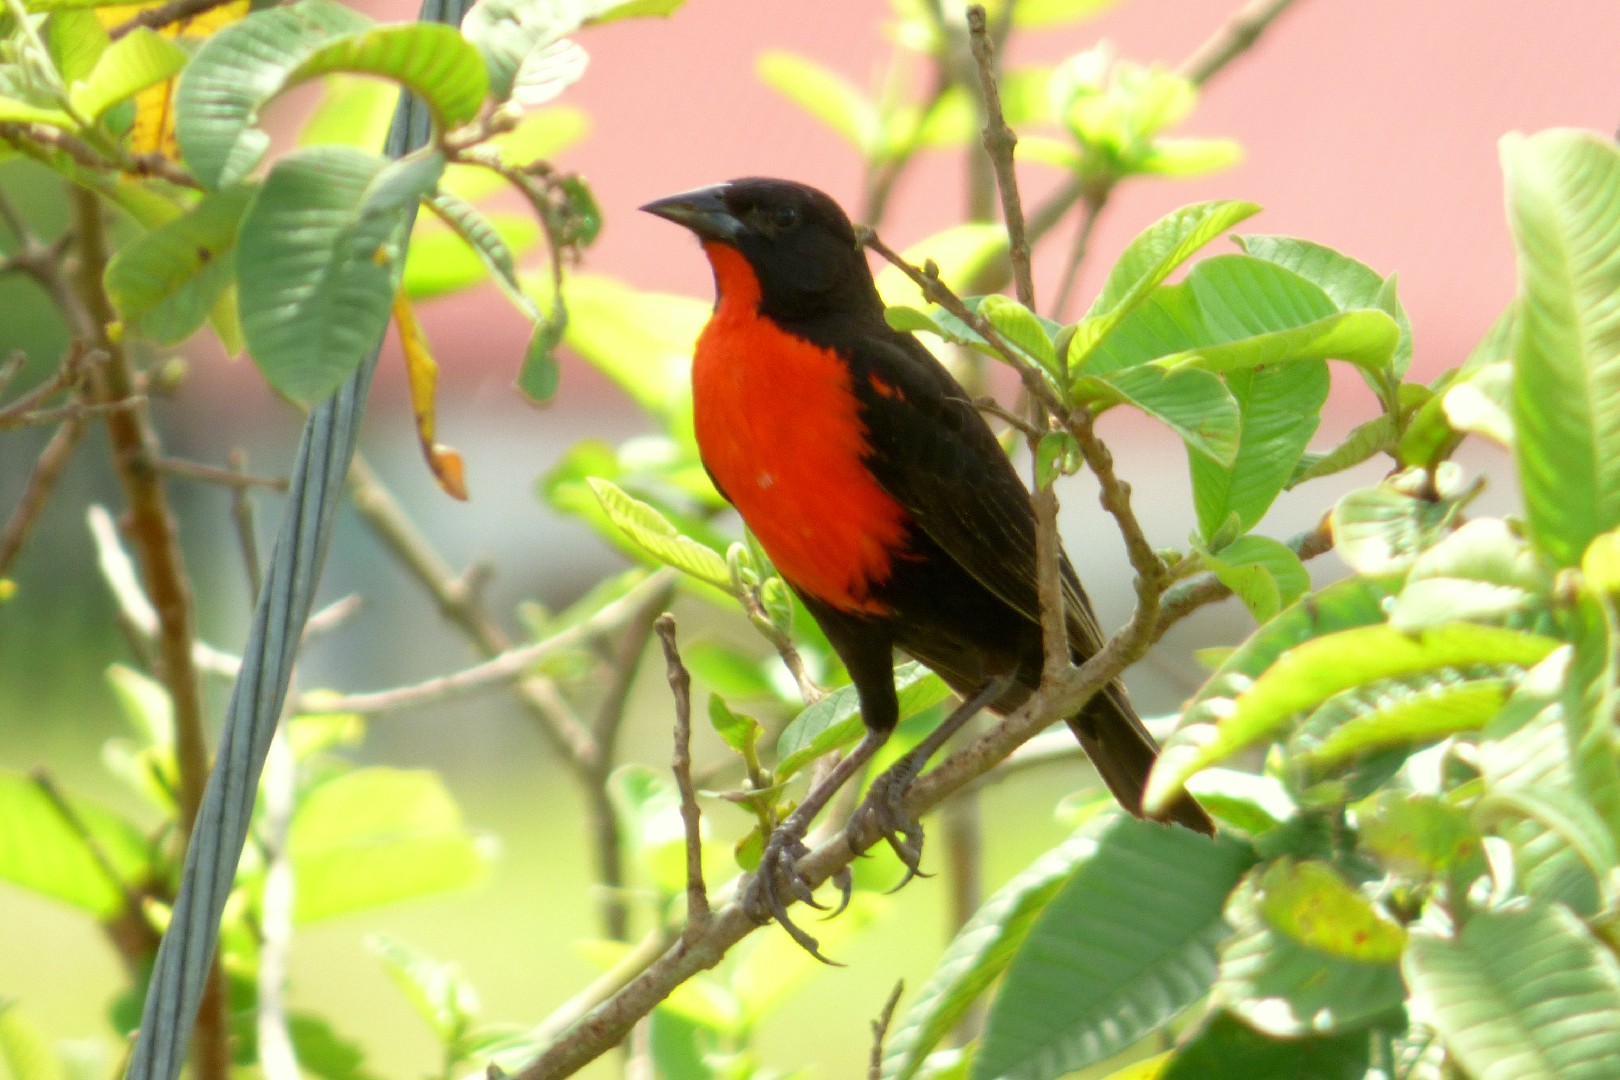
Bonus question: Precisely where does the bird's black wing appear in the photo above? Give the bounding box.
[839,324,1107,657]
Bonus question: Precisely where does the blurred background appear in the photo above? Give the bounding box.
[3,0,1618,1076]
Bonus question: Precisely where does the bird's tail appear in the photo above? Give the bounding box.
[1065,681,1215,837]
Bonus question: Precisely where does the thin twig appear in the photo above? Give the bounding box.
[966,5,1034,308]
[655,615,710,941]
[0,394,144,429]
[107,0,242,39]
[303,594,363,641]
[346,453,599,769]
[1154,518,1333,634]
[294,571,676,717]
[153,455,289,491]
[1177,0,1303,87]
[585,580,677,942]
[739,584,820,705]
[0,122,201,189]
[229,449,263,600]
[868,981,906,1080]
[72,188,211,845]
[861,229,1065,418]
[87,505,243,678]
[1048,184,1112,321]
[0,413,89,577]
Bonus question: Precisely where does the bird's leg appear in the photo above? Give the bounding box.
[743,727,890,962]
[851,675,1013,892]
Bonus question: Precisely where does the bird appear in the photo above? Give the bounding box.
[642,178,1214,953]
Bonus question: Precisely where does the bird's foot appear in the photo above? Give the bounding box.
[848,762,930,892]
[743,823,854,964]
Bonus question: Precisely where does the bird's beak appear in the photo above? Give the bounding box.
[640,184,743,243]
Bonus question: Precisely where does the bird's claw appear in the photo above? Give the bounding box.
[848,767,930,892]
[744,827,848,964]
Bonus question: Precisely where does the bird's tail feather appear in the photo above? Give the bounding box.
[1065,681,1215,837]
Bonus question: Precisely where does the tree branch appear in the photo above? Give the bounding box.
[654,615,710,941]
[293,570,676,718]
[966,4,1034,308]
[1177,0,1303,87]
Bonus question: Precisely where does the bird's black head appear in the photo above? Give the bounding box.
[641,178,883,324]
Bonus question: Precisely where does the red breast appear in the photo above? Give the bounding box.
[693,243,911,614]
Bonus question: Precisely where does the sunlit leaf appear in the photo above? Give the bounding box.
[236,147,440,401]
[0,772,150,918]
[105,183,254,345]
[774,662,950,781]
[1405,903,1620,1080]
[1503,130,1620,567]
[882,831,1101,1080]
[587,477,730,588]
[289,768,491,922]
[971,819,1254,1080]
[1147,623,1559,814]
[68,27,185,119]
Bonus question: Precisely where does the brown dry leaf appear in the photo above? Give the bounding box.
[392,289,468,501]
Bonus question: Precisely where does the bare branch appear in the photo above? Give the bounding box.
[107,0,243,40]
[966,4,1034,307]
[152,455,289,491]
[655,615,710,941]
[1178,0,1304,87]
[294,570,677,718]
[0,412,89,577]
[228,449,263,600]
[869,981,906,1080]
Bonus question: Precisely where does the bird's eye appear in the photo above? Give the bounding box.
[770,205,799,230]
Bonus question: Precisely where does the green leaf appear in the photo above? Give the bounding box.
[1190,358,1329,540]
[1160,1011,1372,1079]
[1218,913,1405,1037]
[1071,200,1261,368]
[1405,903,1620,1080]
[1503,130,1620,567]
[1147,623,1560,814]
[561,274,706,431]
[105,184,254,345]
[775,662,950,780]
[1136,136,1243,178]
[707,695,762,756]
[0,999,63,1080]
[420,192,536,313]
[237,147,440,401]
[756,50,876,152]
[0,772,150,918]
[0,96,72,126]
[366,934,479,1043]
[1199,534,1310,623]
[1077,364,1239,466]
[300,73,398,150]
[68,27,185,120]
[1289,414,1397,488]
[881,831,1102,1080]
[48,11,108,85]
[1330,470,1461,576]
[1298,674,1516,772]
[285,1013,381,1080]
[971,819,1254,1080]
[462,0,588,103]
[403,210,541,301]
[175,0,373,188]
[587,477,730,588]
[1152,309,1398,377]
[1256,859,1405,961]
[288,768,492,922]
[979,295,1057,375]
[290,24,488,125]
[1476,787,1618,909]
[516,315,564,403]
[1355,791,1483,880]
[1237,233,1413,380]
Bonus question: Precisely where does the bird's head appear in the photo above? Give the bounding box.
[641,177,882,323]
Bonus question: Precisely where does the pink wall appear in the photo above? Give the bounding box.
[427,0,1618,401]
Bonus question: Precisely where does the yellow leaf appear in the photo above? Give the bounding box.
[392,290,468,501]
[96,0,250,158]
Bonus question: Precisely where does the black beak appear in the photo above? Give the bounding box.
[640,183,742,243]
